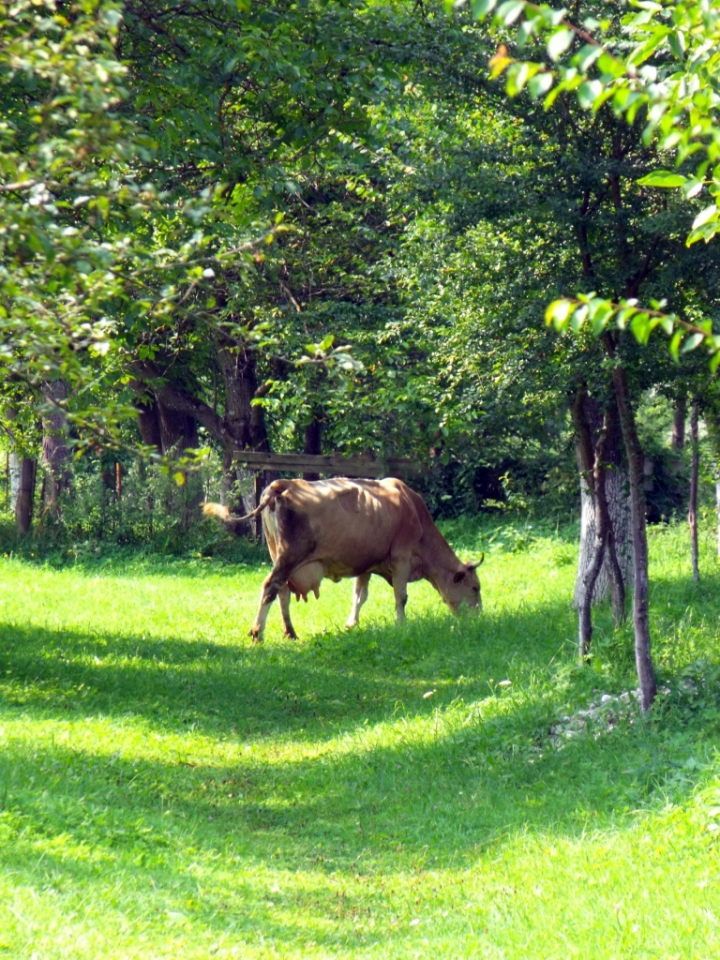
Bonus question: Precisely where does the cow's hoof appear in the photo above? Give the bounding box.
[249,629,263,644]
[283,631,298,640]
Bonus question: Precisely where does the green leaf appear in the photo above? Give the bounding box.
[577,80,603,110]
[638,171,687,187]
[528,71,554,98]
[668,30,686,59]
[598,52,626,79]
[627,27,671,67]
[545,299,575,328]
[496,0,526,26]
[669,330,683,362]
[471,0,498,16]
[570,304,588,330]
[574,44,602,72]
[681,332,705,353]
[630,311,652,344]
[681,179,704,199]
[507,61,536,96]
[547,29,574,62]
[692,204,718,229]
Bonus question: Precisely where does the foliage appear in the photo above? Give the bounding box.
[0,0,267,450]
[1,519,720,956]
[462,0,720,360]
[0,449,265,559]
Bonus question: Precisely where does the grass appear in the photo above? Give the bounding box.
[1,516,720,958]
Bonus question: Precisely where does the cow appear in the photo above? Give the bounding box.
[203,476,483,642]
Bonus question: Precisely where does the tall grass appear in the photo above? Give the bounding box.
[0,517,719,958]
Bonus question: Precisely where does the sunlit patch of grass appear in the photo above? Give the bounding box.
[1,518,720,957]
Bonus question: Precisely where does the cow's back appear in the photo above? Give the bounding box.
[268,477,422,578]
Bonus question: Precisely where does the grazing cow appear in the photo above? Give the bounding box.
[203,476,483,642]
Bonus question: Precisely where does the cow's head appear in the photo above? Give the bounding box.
[445,555,484,613]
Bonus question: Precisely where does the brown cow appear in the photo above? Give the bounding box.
[203,476,483,642]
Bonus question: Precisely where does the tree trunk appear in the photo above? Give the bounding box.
[16,458,37,536]
[610,353,657,712]
[575,472,632,606]
[41,379,70,519]
[671,396,687,451]
[136,399,163,452]
[216,339,274,512]
[705,413,720,559]
[302,411,323,481]
[689,400,700,582]
[573,391,630,623]
[159,403,198,456]
[571,388,629,658]
[216,341,271,453]
[8,451,21,506]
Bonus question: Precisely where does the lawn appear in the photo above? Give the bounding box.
[1,517,719,958]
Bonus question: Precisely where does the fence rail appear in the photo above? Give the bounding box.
[233,450,421,479]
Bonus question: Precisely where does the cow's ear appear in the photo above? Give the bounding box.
[453,569,465,584]
[466,554,484,571]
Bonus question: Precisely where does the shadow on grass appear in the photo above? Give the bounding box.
[1,587,719,952]
[0,593,573,742]
[0,683,717,952]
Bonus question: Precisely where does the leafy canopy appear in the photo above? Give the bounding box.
[457,0,720,364]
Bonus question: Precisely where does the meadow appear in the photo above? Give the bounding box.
[1,516,719,959]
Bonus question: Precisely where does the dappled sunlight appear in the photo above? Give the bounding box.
[2,697,720,957]
[2,529,720,958]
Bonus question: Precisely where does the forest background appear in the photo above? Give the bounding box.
[5,2,720,956]
[2,0,720,702]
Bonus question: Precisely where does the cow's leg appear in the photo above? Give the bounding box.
[391,565,410,624]
[278,584,298,640]
[250,565,290,642]
[346,573,371,629]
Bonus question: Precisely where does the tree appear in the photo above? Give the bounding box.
[460,0,720,708]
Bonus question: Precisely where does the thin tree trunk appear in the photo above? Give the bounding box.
[8,451,21,507]
[705,413,720,558]
[671,396,687,451]
[16,458,37,536]
[573,467,633,625]
[610,351,657,712]
[573,391,629,628]
[572,390,628,659]
[689,400,700,582]
[572,388,605,659]
[41,379,70,519]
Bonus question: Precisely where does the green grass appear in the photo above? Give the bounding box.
[1,519,720,958]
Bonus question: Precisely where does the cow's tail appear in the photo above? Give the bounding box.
[202,502,238,524]
[202,482,287,525]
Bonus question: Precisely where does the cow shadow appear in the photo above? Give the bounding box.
[0,587,580,742]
